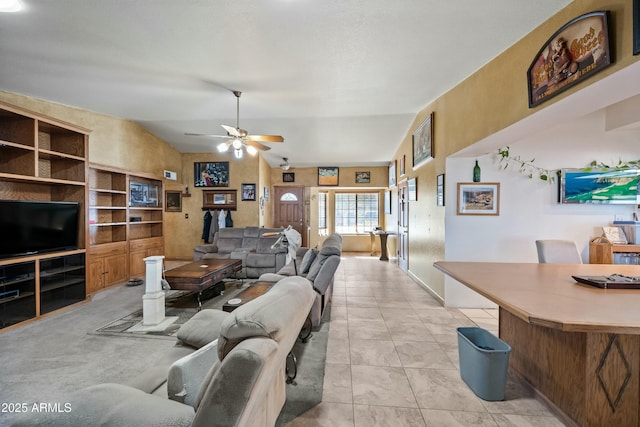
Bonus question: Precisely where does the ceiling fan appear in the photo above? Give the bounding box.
[185,90,284,158]
[280,157,291,171]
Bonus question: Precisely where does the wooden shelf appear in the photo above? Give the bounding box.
[87,165,164,292]
[0,102,89,331]
[202,189,237,211]
[589,237,640,264]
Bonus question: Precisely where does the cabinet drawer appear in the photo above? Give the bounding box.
[129,237,164,252]
[89,242,127,257]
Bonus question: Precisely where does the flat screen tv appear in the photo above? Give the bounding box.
[560,169,640,204]
[0,200,80,259]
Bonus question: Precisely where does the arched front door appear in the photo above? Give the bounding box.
[274,186,306,247]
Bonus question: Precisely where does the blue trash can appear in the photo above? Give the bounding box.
[456,327,511,401]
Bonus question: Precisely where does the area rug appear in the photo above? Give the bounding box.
[93,280,247,339]
[93,280,329,423]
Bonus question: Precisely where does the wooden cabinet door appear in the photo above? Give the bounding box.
[129,250,146,279]
[87,259,105,294]
[104,254,128,286]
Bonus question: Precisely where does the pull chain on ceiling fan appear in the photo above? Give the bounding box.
[185,90,284,158]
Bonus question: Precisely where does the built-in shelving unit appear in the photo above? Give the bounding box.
[0,101,90,331]
[87,165,164,293]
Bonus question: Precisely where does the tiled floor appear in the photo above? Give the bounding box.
[286,254,565,427]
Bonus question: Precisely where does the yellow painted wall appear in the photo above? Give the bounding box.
[3,0,638,282]
[391,0,639,298]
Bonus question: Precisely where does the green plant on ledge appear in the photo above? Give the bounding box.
[496,146,640,183]
[496,146,558,182]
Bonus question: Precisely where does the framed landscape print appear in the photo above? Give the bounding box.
[194,162,229,187]
[412,112,434,169]
[283,172,295,183]
[318,167,339,186]
[355,171,370,184]
[457,182,500,215]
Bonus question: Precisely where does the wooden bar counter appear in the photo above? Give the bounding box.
[434,261,640,427]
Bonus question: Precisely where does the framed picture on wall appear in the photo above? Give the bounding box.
[283,172,295,182]
[527,11,611,107]
[165,190,182,212]
[318,167,339,186]
[355,171,370,183]
[457,182,500,216]
[241,183,256,201]
[408,177,417,201]
[384,190,392,214]
[412,112,434,169]
[388,161,396,188]
[436,174,445,206]
[194,162,229,187]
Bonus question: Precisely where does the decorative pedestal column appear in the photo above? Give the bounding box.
[128,255,178,332]
[142,255,166,325]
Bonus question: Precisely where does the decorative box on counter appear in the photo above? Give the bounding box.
[613,221,640,245]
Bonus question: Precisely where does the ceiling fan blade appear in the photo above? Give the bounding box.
[221,124,242,137]
[185,132,232,139]
[247,134,284,143]
[246,140,271,151]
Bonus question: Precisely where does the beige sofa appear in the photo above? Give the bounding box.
[193,227,287,279]
[11,276,315,427]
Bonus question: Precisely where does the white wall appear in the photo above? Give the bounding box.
[444,109,639,307]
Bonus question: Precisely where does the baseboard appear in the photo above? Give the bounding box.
[407,270,444,306]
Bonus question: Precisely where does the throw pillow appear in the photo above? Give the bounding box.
[177,309,229,349]
[299,248,318,274]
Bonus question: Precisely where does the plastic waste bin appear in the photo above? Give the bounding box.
[456,326,511,401]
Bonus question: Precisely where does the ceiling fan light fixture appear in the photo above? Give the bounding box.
[234,148,243,159]
[232,138,243,149]
[246,145,258,156]
[217,142,229,152]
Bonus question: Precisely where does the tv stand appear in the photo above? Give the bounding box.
[0,101,90,331]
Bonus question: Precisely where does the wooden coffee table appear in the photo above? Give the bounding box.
[222,281,275,312]
[164,259,242,310]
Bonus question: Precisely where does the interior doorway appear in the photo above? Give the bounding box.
[397,181,409,272]
[273,186,306,247]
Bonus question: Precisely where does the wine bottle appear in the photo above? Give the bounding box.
[473,160,481,182]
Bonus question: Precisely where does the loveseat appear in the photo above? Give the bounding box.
[193,227,287,279]
[259,233,342,327]
[11,276,315,427]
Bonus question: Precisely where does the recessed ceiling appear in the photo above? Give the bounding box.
[0,0,571,167]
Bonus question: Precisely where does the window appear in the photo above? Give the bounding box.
[318,192,327,235]
[335,193,379,234]
[280,192,298,201]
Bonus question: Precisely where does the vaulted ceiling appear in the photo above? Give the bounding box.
[0,0,571,167]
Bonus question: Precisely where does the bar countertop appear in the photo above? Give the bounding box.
[434,261,640,334]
